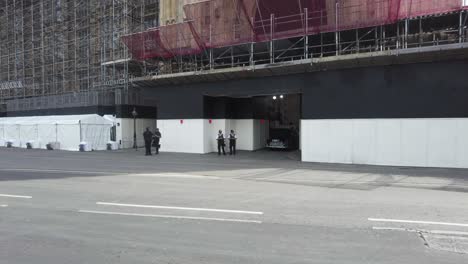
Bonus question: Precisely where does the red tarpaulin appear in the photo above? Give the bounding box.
[397,0,463,18]
[159,22,204,56]
[121,29,172,60]
[123,0,465,60]
[184,0,255,48]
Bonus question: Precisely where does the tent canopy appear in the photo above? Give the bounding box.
[0,114,114,151]
[0,114,114,126]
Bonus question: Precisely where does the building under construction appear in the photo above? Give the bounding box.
[1,1,468,168]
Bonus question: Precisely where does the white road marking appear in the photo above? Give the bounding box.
[97,202,264,215]
[130,173,219,179]
[0,204,8,208]
[0,168,114,175]
[0,169,219,179]
[369,218,468,228]
[78,210,262,224]
[373,226,468,237]
[372,226,411,232]
[0,194,32,199]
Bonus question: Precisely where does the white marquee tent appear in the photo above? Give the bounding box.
[0,114,114,151]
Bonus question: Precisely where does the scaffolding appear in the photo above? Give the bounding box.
[123,0,467,74]
[0,0,159,112]
[1,1,467,113]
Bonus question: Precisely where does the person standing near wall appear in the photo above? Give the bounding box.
[143,127,153,156]
[217,129,226,156]
[229,130,237,155]
[152,128,162,154]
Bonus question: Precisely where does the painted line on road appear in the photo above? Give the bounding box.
[0,169,219,179]
[0,168,116,175]
[130,173,220,180]
[373,227,468,237]
[0,204,8,208]
[78,210,262,224]
[97,202,264,215]
[0,194,32,199]
[368,218,468,228]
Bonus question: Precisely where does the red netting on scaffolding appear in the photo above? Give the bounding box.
[159,22,205,56]
[123,0,465,60]
[122,22,203,59]
[184,0,255,48]
[397,0,463,18]
[121,29,172,60]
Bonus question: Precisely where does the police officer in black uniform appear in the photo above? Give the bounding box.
[217,130,226,156]
[143,127,153,156]
[152,128,162,154]
[229,129,237,155]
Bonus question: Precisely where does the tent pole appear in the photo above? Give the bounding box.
[79,120,82,142]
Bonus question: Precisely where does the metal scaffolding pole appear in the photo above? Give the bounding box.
[270,13,274,64]
[304,8,308,59]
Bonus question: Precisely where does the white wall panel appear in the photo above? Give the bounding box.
[351,120,376,164]
[117,118,156,149]
[159,119,205,153]
[204,119,227,153]
[231,119,254,151]
[159,119,266,154]
[302,118,468,168]
[427,120,458,168]
[456,120,468,167]
[375,120,401,165]
[302,120,330,163]
[329,120,353,164]
[400,119,427,167]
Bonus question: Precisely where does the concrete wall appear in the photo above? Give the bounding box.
[301,118,468,168]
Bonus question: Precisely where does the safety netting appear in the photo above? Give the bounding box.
[121,28,172,60]
[184,0,256,48]
[123,0,465,60]
[397,0,463,18]
[159,22,205,56]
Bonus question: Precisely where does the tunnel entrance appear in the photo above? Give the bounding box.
[203,93,301,153]
[253,93,301,151]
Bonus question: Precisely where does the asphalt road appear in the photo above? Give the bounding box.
[1,148,468,263]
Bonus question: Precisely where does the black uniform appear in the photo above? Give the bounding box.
[152,131,162,154]
[143,130,153,156]
[217,132,226,155]
[229,132,237,155]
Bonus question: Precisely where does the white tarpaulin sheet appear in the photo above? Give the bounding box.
[0,114,114,151]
